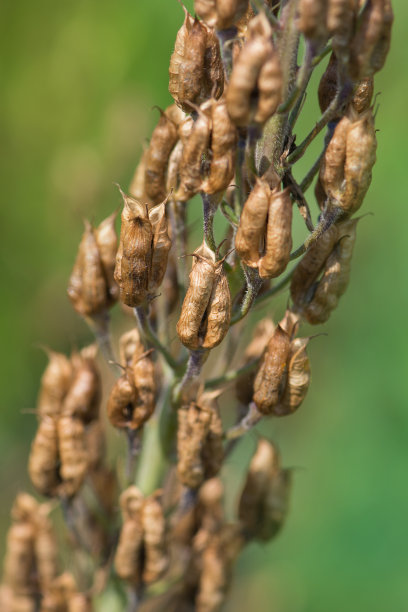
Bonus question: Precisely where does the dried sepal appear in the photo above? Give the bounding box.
[141,492,168,584]
[274,337,311,416]
[226,14,282,126]
[57,416,88,498]
[258,187,292,279]
[37,350,72,419]
[62,346,100,424]
[114,191,152,306]
[235,177,271,267]
[169,11,224,113]
[252,325,291,414]
[350,0,393,79]
[28,417,60,497]
[144,107,179,205]
[195,0,249,30]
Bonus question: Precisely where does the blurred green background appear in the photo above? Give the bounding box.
[1,1,407,610]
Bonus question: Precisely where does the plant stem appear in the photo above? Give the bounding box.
[170,200,188,301]
[201,192,219,252]
[85,312,120,376]
[224,402,263,440]
[230,266,262,325]
[253,266,294,306]
[289,202,342,260]
[172,349,208,406]
[216,27,237,79]
[133,305,181,372]
[205,359,259,389]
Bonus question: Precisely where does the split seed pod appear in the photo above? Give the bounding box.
[62,346,100,424]
[202,98,238,195]
[350,0,393,79]
[274,337,311,416]
[169,10,224,113]
[114,486,144,585]
[258,187,292,279]
[235,177,271,267]
[141,492,168,584]
[195,0,249,30]
[252,325,291,414]
[37,351,72,419]
[67,216,118,317]
[106,371,137,430]
[226,14,282,126]
[57,416,88,498]
[320,109,377,216]
[28,416,60,497]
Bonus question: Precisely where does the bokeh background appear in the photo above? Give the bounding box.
[1,1,407,610]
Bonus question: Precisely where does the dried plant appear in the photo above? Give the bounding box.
[1,1,393,610]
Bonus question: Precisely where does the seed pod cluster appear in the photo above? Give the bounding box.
[238,438,292,541]
[67,214,118,317]
[319,109,377,216]
[114,486,168,586]
[177,241,231,350]
[226,13,282,126]
[292,218,358,324]
[298,0,359,54]
[107,328,156,431]
[350,0,393,79]
[252,315,311,416]
[114,191,172,306]
[29,346,101,498]
[0,494,59,609]
[177,391,224,489]
[169,9,224,113]
[235,178,292,278]
[195,0,249,30]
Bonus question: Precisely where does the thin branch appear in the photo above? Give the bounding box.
[205,359,259,389]
[133,305,182,372]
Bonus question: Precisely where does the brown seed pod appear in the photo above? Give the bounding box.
[0,586,36,612]
[253,325,291,414]
[202,98,238,195]
[320,114,352,202]
[41,572,77,612]
[350,0,393,79]
[37,351,72,419]
[28,416,60,497]
[290,223,339,309]
[35,508,59,591]
[226,14,280,126]
[169,11,223,113]
[148,199,172,294]
[258,187,292,279]
[11,494,39,524]
[94,212,119,305]
[106,372,136,430]
[328,0,359,61]
[114,191,152,307]
[297,0,328,43]
[235,318,275,405]
[129,147,149,202]
[274,337,311,416]
[175,102,212,202]
[177,402,213,489]
[304,218,358,323]
[131,346,156,429]
[62,347,100,424]
[67,220,107,317]
[198,391,224,479]
[235,177,271,267]
[201,259,231,350]
[114,487,144,585]
[141,492,168,584]
[3,521,36,594]
[118,328,143,368]
[57,416,88,498]
[67,593,94,612]
[144,107,179,205]
[176,242,216,350]
[195,0,249,30]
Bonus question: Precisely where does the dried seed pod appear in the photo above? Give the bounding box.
[195,0,249,30]
[304,218,358,323]
[320,114,352,201]
[226,14,280,126]
[236,318,275,405]
[297,0,328,43]
[166,139,184,194]
[202,98,238,195]
[114,487,144,584]
[3,521,36,594]
[235,177,271,267]
[142,492,168,584]
[350,0,393,79]
[94,212,119,304]
[129,148,149,202]
[198,391,224,479]
[37,351,72,419]
[201,259,231,349]
[28,417,60,497]
[0,586,36,612]
[169,11,223,113]
[175,102,212,202]
[328,0,359,61]
[290,223,339,309]
[253,325,291,414]
[11,494,39,523]
[114,192,152,307]
[35,509,58,590]
[62,347,100,424]
[41,572,77,612]
[106,372,136,430]
[67,593,93,612]
[57,416,88,498]
[131,346,156,429]
[176,242,216,350]
[177,402,212,489]
[67,220,108,317]
[274,337,311,416]
[258,187,292,279]
[144,108,179,205]
[148,200,172,293]
[256,468,292,541]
